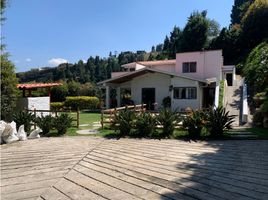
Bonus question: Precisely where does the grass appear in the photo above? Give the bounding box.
[247,127,268,139]
[65,112,101,136]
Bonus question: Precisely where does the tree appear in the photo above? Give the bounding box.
[208,19,220,38]
[156,44,163,52]
[0,0,6,24]
[50,84,68,102]
[241,0,268,50]
[1,53,19,121]
[181,10,209,52]
[231,0,253,25]
[1,0,19,121]
[169,26,182,58]
[209,26,243,65]
[163,36,170,55]
[243,42,268,95]
[151,46,156,52]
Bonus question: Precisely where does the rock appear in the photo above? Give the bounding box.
[28,127,42,139]
[17,125,27,141]
[2,124,19,144]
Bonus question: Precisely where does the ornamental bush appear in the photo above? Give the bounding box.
[156,108,181,138]
[183,110,207,139]
[134,112,156,137]
[34,115,54,136]
[64,96,99,110]
[111,109,135,136]
[53,113,73,135]
[13,111,35,133]
[206,107,235,138]
[50,102,64,111]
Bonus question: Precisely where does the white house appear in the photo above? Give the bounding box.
[99,50,235,111]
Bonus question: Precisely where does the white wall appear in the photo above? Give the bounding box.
[131,73,171,106]
[171,77,201,110]
[175,50,223,80]
[135,64,146,70]
[17,97,50,116]
[153,64,176,73]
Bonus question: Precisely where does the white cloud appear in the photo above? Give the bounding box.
[48,58,68,66]
[82,59,87,63]
[26,58,31,62]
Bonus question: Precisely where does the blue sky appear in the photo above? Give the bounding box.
[3,0,234,72]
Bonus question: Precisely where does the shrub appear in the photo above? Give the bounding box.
[183,110,207,139]
[111,109,135,136]
[34,115,54,136]
[13,111,35,133]
[162,96,171,108]
[64,96,99,110]
[206,107,235,137]
[156,108,180,138]
[134,112,156,137]
[53,113,73,135]
[253,111,263,127]
[50,84,68,102]
[50,102,64,111]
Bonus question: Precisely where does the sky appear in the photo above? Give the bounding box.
[3,0,234,72]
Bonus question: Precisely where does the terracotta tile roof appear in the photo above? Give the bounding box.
[17,83,62,89]
[137,59,176,66]
[122,60,176,68]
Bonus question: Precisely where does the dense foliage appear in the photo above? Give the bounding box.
[1,0,18,121]
[111,109,135,136]
[183,110,207,139]
[1,54,19,121]
[64,96,100,110]
[241,0,268,50]
[243,42,268,95]
[34,115,54,135]
[53,114,73,135]
[181,11,209,52]
[231,0,254,25]
[156,109,181,138]
[50,102,64,111]
[206,107,235,137]
[134,112,156,137]
[13,111,35,133]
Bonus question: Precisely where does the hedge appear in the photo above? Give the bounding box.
[50,102,64,111]
[64,96,99,110]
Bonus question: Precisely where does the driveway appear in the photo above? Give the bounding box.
[1,137,268,200]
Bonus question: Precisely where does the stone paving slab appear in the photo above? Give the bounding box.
[1,137,268,200]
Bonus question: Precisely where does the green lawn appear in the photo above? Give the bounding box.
[247,127,268,139]
[65,112,101,136]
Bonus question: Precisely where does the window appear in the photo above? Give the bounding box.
[174,87,197,99]
[182,62,196,73]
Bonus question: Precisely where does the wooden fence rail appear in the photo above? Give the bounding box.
[26,109,80,128]
[101,104,146,129]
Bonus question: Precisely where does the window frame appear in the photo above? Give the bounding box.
[182,62,197,73]
[173,87,197,99]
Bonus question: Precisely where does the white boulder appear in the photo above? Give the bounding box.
[28,127,42,139]
[17,125,27,141]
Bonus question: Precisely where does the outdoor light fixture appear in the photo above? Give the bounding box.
[169,85,173,91]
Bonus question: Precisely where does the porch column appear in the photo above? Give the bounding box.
[105,86,110,109]
[214,83,220,108]
[170,77,174,111]
[116,87,121,107]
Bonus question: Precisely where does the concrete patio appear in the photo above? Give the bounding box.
[1,137,268,200]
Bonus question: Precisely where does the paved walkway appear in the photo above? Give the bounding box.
[225,77,243,127]
[1,137,268,200]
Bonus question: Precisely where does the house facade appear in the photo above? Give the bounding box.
[99,50,235,111]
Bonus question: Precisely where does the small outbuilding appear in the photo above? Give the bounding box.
[16,83,62,115]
